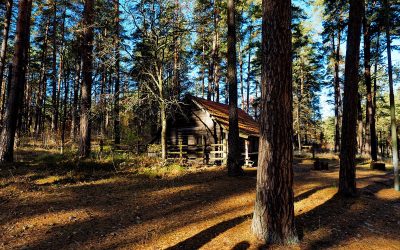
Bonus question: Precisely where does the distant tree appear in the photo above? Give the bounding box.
[79,0,94,158]
[320,0,346,153]
[339,0,363,197]
[0,0,33,162]
[251,0,297,244]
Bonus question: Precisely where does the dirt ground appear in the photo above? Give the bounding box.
[0,150,399,250]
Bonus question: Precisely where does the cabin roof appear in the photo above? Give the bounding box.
[191,96,260,137]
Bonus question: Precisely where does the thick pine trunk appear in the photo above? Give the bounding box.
[0,0,32,163]
[383,0,399,191]
[226,0,242,176]
[251,0,297,243]
[339,0,363,197]
[79,0,94,158]
[114,0,121,145]
[0,0,13,102]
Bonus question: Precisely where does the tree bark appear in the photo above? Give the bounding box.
[0,0,13,104]
[251,0,297,244]
[383,0,399,191]
[79,0,94,158]
[0,0,32,162]
[339,0,363,197]
[226,0,242,176]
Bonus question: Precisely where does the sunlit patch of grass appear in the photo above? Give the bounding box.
[138,163,186,179]
[34,176,64,185]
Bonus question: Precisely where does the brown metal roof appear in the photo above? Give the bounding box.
[191,96,260,137]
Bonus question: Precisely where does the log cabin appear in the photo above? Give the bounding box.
[166,95,260,166]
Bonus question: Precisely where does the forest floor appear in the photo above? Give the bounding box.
[0,148,399,250]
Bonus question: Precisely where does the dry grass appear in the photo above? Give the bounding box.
[0,150,399,250]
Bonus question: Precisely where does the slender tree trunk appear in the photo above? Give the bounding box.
[100,68,106,152]
[160,100,167,160]
[51,1,58,132]
[114,0,121,145]
[71,58,81,142]
[0,0,13,103]
[383,0,399,191]
[297,69,304,154]
[0,0,32,163]
[1,64,12,124]
[357,93,363,154]
[79,0,94,158]
[364,4,377,160]
[339,0,363,197]
[246,25,253,113]
[372,30,380,160]
[334,27,342,153]
[201,33,205,99]
[252,0,297,243]
[61,70,69,154]
[227,0,242,176]
[55,5,66,136]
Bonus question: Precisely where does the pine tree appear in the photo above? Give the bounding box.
[339,0,364,197]
[251,0,297,244]
[0,0,33,162]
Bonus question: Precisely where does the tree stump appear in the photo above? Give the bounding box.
[314,159,329,170]
[370,162,386,171]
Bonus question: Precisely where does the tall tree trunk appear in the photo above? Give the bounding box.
[61,69,69,154]
[252,0,297,243]
[227,0,242,176]
[214,3,220,103]
[1,64,12,124]
[357,93,363,154]
[160,100,167,160]
[71,58,81,142]
[79,0,94,158]
[297,68,304,154]
[0,0,32,163]
[51,0,58,132]
[201,33,205,99]
[339,0,363,197]
[246,24,253,113]
[334,27,342,153]
[0,0,13,103]
[364,3,377,160]
[100,68,106,152]
[383,0,399,191]
[55,5,66,136]
[113,0,121,145]
[372,30,380,160]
